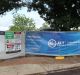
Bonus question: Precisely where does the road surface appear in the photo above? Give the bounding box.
[47,67,80,75]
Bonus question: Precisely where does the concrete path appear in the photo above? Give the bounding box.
[0,63,80,75]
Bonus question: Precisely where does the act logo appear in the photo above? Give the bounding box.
[48,39,57,48]
[48,39,65,48]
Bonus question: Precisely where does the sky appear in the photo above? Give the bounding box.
[0,7,45,31]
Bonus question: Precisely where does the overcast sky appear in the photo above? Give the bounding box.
[0,7,45,31]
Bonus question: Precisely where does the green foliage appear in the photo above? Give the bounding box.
[0,0,80,31]
[9,15,36,31]
[0,0,25,14]
[28,0,80,31]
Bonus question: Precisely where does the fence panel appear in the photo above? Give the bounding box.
[25,31,80,56]
[0,31,25,59]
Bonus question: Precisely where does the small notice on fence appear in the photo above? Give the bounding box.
[5,32,21,54]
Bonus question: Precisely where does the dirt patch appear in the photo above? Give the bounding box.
[0,56,80,66]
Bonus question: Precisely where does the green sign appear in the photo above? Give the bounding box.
[5,32,14,39]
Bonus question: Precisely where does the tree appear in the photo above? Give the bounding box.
[27,0,80,31]
[0,0,26,14]
[1,0,80,31]
[39,22,50,30]
[9,15,36,31]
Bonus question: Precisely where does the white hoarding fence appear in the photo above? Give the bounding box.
[0,31,25,59]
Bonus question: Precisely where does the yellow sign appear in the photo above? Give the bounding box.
[55,56,64,60]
